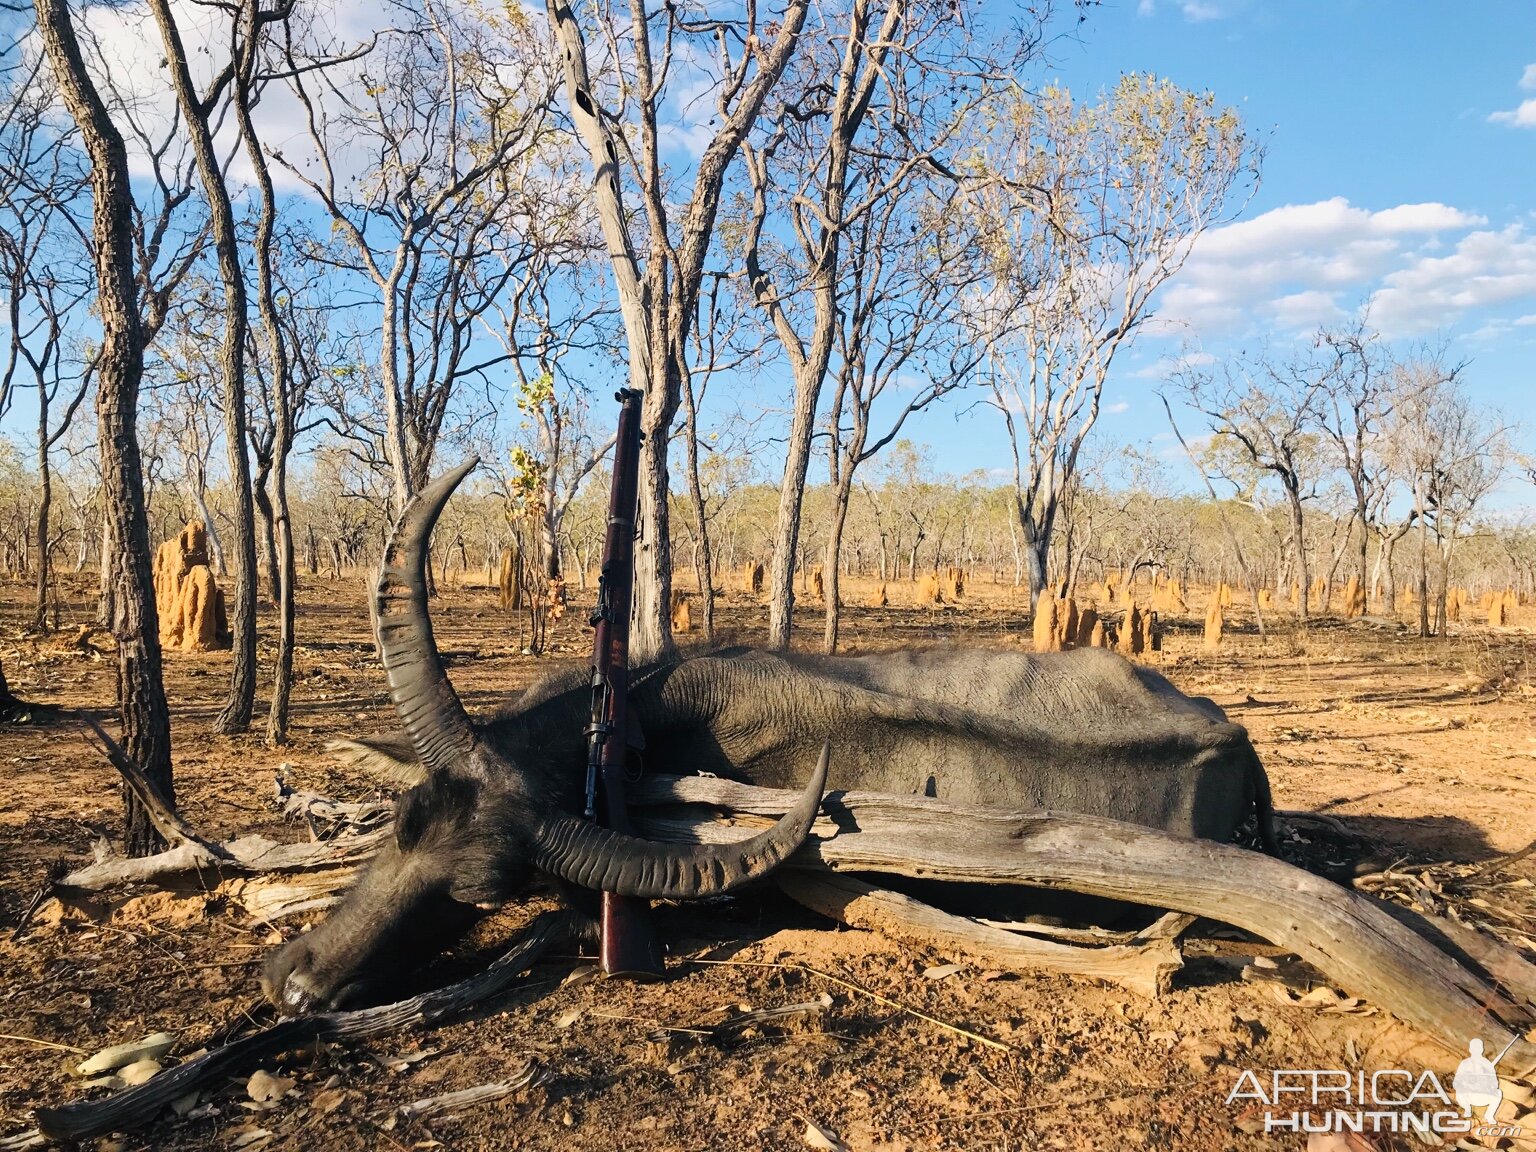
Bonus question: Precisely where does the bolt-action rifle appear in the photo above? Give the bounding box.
[584,387,665,978]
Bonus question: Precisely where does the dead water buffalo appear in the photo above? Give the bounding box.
[262,461,1277,1013]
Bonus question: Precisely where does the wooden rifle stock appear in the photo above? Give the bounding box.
[585,388,664,979]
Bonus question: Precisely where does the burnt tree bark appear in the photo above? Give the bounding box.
[35,0,175,855]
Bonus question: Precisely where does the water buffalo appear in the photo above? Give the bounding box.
[263,461,1277,1013]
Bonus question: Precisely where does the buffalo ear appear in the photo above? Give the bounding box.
[328,736,429,787]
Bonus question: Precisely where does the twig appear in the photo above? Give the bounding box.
[1470,838,1536,878]
[0,1035,86,1055]
[69,714,220,856]
[687,958,1011,1053]
[1275,809,1358,838]
[391,1061,548,1122]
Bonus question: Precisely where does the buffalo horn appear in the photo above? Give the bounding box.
[530,742,831,898]
[375,458,482,779]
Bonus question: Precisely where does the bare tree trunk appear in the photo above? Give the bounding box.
[822,471,856,653]
[679,371,716,640]
[1289,494,1309,620]
[253,458,279,606]
[97,509,113,627]
[767,382,823,648]
[37,0,174,855]
[1416,494,1431,638]
[192,482,225,574]
[33,395,51,632]
[148,0,258,734]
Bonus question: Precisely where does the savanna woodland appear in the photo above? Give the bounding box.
[2,1,1535,1150]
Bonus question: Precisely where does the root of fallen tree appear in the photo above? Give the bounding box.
[16,733,1536,1144]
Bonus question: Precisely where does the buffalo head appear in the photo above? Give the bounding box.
[262,460,827,1012]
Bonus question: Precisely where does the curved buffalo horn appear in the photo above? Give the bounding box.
[529,742,830,899]
[375,458,481,780]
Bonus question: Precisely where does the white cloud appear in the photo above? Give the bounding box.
[1269,289,1344,328]
[1491,65,1536,126]
[1181,1,1222,20]
[1515,314,1536,327]
[1137,0,1156,16]
[1130,351,1213,379]
[1151,198,1494,338]
[1105,401,1130,414]
[1490,99,1536,128]
[1370,225,1536,333]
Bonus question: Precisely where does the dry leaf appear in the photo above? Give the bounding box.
[554,1009,582,1030]
[922,963,962,981]
[76,1032,175,1077]
[800,1117,849,1151]
[118,1059,160,1086]
[561,965,600,989]
[230,1128,273,1149]
[247,1070,294,1104]
[384,1048,440,1073]
[311,1089,347,1116]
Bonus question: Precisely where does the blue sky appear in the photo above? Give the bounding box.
[4,0,1531,511]
[895,0,1536,495]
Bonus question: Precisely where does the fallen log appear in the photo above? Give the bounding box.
[42,773,1536,1080]
[56,830,385,893]
[23,910,571,1144]
[628,776,1536,1076]
[777,871,1187,999]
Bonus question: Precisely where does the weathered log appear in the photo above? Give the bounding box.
[627,776,1536,1075]
[777,871,1185,999]
[26,911,571,1143]
[57,829,385,893]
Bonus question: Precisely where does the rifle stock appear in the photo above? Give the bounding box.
[585,388,664,979]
